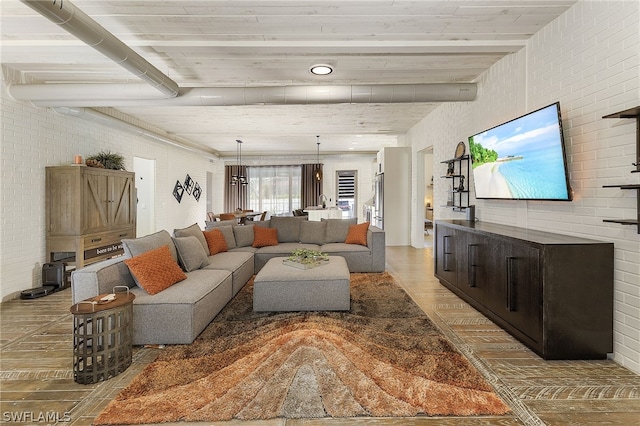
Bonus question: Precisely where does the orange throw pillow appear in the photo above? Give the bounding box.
[252,226,279,248]
[203,228,228,255]
[124,245,187,295]
[345,221,369,245]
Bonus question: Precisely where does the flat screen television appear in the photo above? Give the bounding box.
[469,102,572,201]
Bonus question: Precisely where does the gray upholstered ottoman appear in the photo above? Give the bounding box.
[253,256,350,312]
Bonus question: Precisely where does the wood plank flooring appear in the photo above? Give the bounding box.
[1,242,639,425]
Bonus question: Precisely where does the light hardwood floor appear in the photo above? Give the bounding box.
[1,243,639,425]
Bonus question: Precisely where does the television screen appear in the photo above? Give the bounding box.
[469,102,572,201]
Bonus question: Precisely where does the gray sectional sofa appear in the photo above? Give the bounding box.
[71,217,385,346]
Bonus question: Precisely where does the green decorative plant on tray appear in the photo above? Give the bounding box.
[284,248,329,269]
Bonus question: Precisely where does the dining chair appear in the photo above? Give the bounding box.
[258,211,267,221]
[207,212,215,221]
[219,213,236,221]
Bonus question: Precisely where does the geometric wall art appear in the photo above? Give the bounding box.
[172,180,184,203]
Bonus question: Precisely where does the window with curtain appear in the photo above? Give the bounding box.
[248,166,302,216]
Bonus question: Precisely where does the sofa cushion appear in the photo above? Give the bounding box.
[321,242,373,272]
[269,216,305,243]
[203,228,228,255]
[253,226,279,248]
[323,218,357,243]
[205,251,254,273]
[174,223,209,254]
[299,220,327,245]
[205,251,255,296]
[215,225,237,249]
[255,242,320,255]
[129,268,233,345]
[122,230,178,262]
[173,236,210,272]
[233,224,255,247]
[345,221,369,245]
[124,245,186,295]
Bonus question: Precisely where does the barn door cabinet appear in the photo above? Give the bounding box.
[434,220,613,360]
[46,166,136,268]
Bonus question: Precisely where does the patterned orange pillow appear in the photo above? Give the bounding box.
[252,225,279,248]
[345,221,369,245]
[203,228,228,255]
[124,245,187,295]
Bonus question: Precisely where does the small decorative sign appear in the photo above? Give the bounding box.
[84,242,124,261]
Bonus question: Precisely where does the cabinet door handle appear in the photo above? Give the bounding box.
[91,237,102,243]
[506,256,516,311]
[443,235,452,271]
[119,233,128,237]
[468,244,478,287]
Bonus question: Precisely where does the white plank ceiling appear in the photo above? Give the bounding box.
[1,0,578,157]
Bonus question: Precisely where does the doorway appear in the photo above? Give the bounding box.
[420,148,434,248]
[335,170,357,219]
[133,157,155,237]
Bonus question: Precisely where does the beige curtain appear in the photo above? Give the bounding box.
[224,165,248,212]
[301,163,323,208]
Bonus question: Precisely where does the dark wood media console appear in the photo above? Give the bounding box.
[434,220,614,360]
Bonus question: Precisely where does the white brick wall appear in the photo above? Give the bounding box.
[0,90,377,302]
[0,90,220,301]
[408,0,640,373]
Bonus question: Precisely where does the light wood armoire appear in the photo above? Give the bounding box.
[46,166,136,269]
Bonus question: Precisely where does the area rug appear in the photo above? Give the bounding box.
[94,272,510,424]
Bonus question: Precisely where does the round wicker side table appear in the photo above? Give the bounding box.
[70,289,135,384]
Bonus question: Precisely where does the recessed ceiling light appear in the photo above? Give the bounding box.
[310,64,333,75]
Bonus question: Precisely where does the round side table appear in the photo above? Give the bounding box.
[70,289,135,384]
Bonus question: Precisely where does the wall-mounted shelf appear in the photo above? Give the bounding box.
[602,106,640,233]
[440,154,470,211]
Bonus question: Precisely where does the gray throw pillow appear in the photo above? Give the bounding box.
[233,225,255,247]
[174,223,209,255]
[299,220,327,245]
[216,225,237,249]
[172,236,210,272]
[323,218,357,243]
[270,216,306,243]
[122,230,178,262]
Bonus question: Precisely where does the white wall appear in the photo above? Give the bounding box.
[322,156,376,222]
[0,85,376,300]
[408,0,640,373]
[0,87,220,301]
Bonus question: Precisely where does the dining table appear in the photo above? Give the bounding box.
[211,211,262,224]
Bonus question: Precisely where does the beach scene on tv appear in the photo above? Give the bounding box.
[469,104,571,200]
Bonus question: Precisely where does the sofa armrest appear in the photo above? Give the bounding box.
[367,225,385,272]
[71,257,135,304]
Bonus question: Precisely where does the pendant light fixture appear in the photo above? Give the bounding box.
[231,139,248,186]
[314,135,323,181]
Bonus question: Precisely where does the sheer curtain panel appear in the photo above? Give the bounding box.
[248,166,302,216]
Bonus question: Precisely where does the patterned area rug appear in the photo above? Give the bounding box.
[94,272,509,424]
